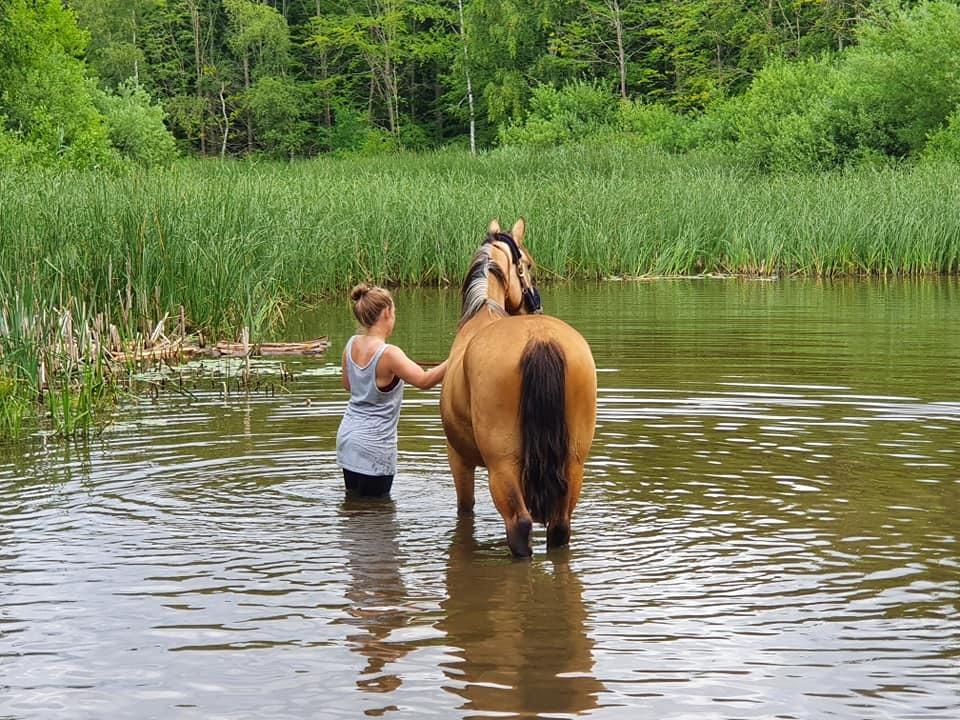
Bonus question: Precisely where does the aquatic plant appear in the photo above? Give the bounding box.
[2,143,960,439]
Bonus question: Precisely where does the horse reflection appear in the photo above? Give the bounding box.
[439,518,604,716]
[337,497,415,698]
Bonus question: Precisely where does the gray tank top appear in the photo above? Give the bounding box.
[336,336,405,476]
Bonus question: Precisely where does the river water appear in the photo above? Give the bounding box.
[1,280,958,719]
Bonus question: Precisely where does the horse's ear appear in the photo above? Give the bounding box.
[488,218,501,235]
[511,217,526,245]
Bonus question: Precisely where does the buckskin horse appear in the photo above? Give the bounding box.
[439,219,597,557]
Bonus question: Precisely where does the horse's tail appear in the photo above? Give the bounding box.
[519,339,569,525]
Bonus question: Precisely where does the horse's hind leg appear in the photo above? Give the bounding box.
[489,463,533,557]
[547,461,584,549]
[446,442,476,516]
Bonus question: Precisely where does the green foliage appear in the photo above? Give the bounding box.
[461,0,573,129]
[923,108,960,162]
[0,127,43,167]
[242,76,311,158]
[0,0,116,168]
[7,0,960,165]
[616,100,694,152]
[723,56,839,170]
[96,80,178,165]
[224,0,291,78]
[833,0,960,158]
[711,1,960,170]
[320,103,397,155]
[499,80,618,146]
[70,0,163,88]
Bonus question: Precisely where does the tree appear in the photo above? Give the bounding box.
[551,1,648,99]
[456,0,476,152]
[70,0,164,88]
[0,0,115,167]
[224,0,292,152]
[95,79,179,164]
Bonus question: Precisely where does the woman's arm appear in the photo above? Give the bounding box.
[382,346,448,390]
[341,348,351,391]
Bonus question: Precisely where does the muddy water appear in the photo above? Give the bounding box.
[1,279,958,719]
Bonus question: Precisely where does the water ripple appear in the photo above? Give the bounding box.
[2,281,959,719]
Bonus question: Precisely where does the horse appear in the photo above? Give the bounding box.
[439,218,597,557]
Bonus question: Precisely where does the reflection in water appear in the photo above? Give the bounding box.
[337,497,414,708]
[1,280,959,719]
[440,518,604,717]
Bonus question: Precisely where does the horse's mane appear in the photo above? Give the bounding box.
[459,242,507,326]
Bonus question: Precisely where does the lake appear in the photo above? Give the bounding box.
[1,279,958,719]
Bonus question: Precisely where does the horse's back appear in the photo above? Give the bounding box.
[463,315,597,464]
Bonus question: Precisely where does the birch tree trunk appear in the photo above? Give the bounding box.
[219,83,230,158]
[187,0,206,155]
[610,0,627,99]
[457,0,476,154]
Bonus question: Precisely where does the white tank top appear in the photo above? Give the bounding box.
[336,336,405,476]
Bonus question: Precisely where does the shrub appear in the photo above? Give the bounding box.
[923,107,960,162]
[727,56,839,171]
[0,0,117,168]
[616,100,692,152]
[837,0,960,157]
[0,127,43,167]
[243,75,312,158]
[498,80,617,147]
[96,80,178,165]
[323,103,399,156]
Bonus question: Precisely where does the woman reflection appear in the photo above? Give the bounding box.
[338,497,415,700]
[439,518,604,716]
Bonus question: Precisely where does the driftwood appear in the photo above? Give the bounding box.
[106,318,330,363]
[212,337,330,358]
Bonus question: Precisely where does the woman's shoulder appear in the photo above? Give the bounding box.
[380,343,409,362]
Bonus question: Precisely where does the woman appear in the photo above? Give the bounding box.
[336,283,448,497]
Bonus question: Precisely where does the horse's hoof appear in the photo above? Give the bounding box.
[547,524,570,548]
[507,517,533,557]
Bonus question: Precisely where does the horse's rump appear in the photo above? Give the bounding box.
[520,339,569,524]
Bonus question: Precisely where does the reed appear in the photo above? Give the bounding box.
[2,143,959,439]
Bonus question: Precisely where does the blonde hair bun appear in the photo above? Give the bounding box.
[350,283,372,303]
[349,283,393,327]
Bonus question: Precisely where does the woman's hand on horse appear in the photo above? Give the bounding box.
[384,347,448,390]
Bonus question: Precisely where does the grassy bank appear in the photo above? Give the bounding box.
[5,144,960,332]
[2,142,960,439]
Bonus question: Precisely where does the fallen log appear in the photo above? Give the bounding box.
[109,336,330,363]
[213,337,330,357]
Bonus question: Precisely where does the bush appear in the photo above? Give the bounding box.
[726,56,839,171]
[616,101,693,152]
[923,107,960,162]
[0,0,117,168]
[837,0,960,157]
[243,76,312,158]
[323,103,400,156]
[0,127,44,167]
[96,80,178,165]
[498,80,617,147]
[722,1,960,170]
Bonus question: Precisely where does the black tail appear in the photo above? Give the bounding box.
[519,340,568,524]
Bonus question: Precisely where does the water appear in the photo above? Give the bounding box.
[1,279,958,719]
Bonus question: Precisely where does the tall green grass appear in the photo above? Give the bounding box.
[2,142,960,439]
[4,145,960,335]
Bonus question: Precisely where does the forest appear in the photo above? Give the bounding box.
[3,0,960,168]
